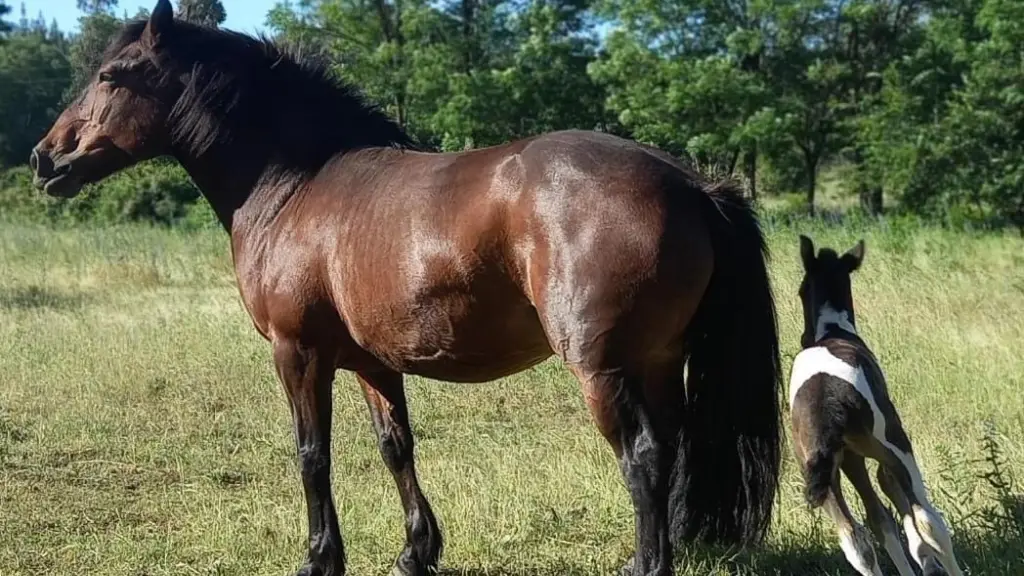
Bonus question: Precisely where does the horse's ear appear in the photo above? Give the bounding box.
[842,239,865,272]
[799,235,815,271]
[142,0,174,48]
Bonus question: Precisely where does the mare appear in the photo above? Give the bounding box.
[789,235,964,576]
[30,1,783,574]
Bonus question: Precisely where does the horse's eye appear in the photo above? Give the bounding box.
[99,71,115,84]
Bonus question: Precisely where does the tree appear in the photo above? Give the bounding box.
[0,20,72,167]
[899,0,1024,229]
[77,0,118,14]
[0,2,12,36]
[176,0,226,28]
[64,11,122,101]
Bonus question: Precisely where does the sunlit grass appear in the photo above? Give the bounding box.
[1,219,1021,575]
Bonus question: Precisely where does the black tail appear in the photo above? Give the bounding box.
[669,181,782,547]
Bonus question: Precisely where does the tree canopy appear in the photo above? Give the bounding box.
[1,0,1022,228]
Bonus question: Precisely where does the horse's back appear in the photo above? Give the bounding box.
[259,130,717,379]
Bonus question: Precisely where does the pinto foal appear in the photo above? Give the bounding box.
[788,236,964,576]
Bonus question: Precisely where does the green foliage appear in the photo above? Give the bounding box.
[65,11,123,101]
[77,0,118,15]
[0,2,11,35]
[1,0,1024,228]
[0,161,213,228]
[175,0,226,28]
[0,23,71,167]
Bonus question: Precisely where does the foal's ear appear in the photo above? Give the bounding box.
[142,0,175,48]
[799,235,816,271]
[842,239,865,272]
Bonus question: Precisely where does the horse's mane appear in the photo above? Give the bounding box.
[109,20,421,172]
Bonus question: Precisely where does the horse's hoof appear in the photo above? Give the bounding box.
[385,549,430,573]
[295,561,343,576]
[295,564,324,576]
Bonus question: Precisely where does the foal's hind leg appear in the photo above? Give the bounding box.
[877,458,964,576]
[274,339,345,576]
[821,468,883,576]
[841,454,916,576]
[574,364,678,576]
[357,369,442,576]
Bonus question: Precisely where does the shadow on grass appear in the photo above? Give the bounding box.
[685,520,1024,576]
[0,285,88,311]
[435,517,1023,576]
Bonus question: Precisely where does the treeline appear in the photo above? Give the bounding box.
[1,0,1022,229]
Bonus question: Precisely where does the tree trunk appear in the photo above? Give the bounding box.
[461,0,476,73]
[744,144,757,200]
[800,145,817,215]
[727,149,740,176]
[806,168,817,216]
[859,184,883,215]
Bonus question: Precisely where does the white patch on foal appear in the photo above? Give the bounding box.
[788,347,923,499]
[789,346,964,575]
[814,302,858,342]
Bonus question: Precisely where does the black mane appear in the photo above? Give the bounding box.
[110,19,420,173]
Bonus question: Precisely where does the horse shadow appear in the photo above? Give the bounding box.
[436,511,1024,575]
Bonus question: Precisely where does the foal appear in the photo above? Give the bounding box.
[788,236,964,576]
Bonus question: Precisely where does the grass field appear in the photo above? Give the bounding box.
[1,218,1022,576]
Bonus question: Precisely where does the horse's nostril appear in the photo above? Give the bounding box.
[54,162,72,176]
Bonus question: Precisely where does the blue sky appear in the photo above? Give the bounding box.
[14,1,278,35]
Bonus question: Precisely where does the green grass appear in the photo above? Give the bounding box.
[1,219,1022,575]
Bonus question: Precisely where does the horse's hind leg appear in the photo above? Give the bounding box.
[841,454,916,576]
[274,339,345,576]
[877,455,964,576]
[357,369,442,576]
[573,362,680,576]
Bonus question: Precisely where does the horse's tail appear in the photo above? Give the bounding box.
[669,180,782,547]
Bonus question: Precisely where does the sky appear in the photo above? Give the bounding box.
[14,0,278,35]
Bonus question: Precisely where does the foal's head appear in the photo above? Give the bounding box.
[30,0,184,198]
[798,235,865,347]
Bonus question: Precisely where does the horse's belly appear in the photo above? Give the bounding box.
[351,296,554,383]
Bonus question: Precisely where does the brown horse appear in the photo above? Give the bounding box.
[30,2,782,575]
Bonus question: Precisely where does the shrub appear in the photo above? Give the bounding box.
[0,159,212,227]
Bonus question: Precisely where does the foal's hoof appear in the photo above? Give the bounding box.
[619,556,635,576]
[922,559,949,576]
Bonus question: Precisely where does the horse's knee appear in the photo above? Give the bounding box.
[298,442,330,477]
[376,428,413,472]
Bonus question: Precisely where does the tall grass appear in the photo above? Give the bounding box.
[0,218,1021,575]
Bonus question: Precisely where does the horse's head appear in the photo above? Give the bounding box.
[798,235,865,347]
[30,0,180,198]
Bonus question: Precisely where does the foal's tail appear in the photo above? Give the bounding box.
[670,181,782,547]
[803,448,839,509]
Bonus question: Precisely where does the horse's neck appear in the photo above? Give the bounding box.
[175,144,304,235]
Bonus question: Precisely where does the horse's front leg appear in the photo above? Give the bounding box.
[274,339,345,576]
[357,369,443,576]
